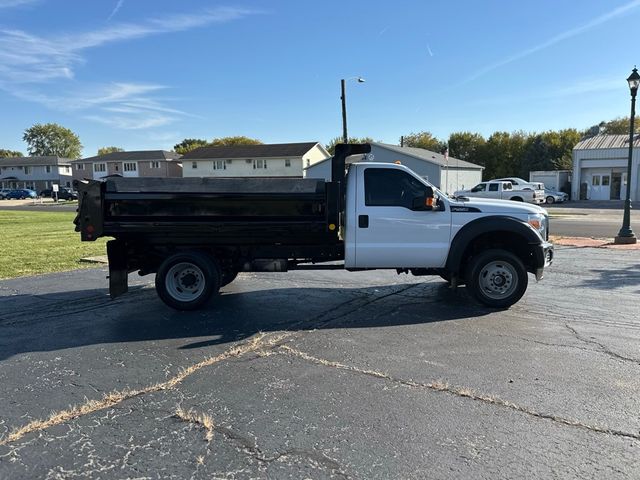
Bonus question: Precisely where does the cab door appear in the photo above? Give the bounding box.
[354,166,452,268]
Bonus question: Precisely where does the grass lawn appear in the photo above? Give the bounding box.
[0,210,108,280]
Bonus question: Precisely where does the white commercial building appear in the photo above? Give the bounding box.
[181,142,330,178]
[305,142,483,193]
[572,135,640,201]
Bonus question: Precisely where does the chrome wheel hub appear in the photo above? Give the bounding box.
[165,262,205,301]
[479,261,517,299]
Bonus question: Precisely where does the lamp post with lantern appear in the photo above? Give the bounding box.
[614,67,640,244]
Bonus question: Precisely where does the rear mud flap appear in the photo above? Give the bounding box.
[107,240,128,299]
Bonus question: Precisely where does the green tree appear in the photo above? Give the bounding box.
[325,136,374,155]
[173,138,209,155]
[479,131,530,180]
[583,117,638,137]
[0,149,23,157]
[447,132,486,163]
[209,136,262,147]
[517,129,581,177]
[97,146,124,156]
[401,131,446,153]
[22,123,82,158]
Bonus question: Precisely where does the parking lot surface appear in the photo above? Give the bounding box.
[1,246,639,479]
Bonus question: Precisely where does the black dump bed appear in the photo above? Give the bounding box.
[104,177,328,220]
[74,176,340,246]
[74,144,371,250]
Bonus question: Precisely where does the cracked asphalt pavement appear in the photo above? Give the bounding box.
[0,246,639,479]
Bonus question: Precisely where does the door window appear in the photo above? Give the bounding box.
[471,183,486,192]
[364,168,429,209]
[489,183,499,191]
[592,175,600,186]
[602,175,610,186]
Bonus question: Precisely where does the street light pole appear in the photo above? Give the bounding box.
[341,79,348,144]
[340,77,365,144]
[614,67,639,244]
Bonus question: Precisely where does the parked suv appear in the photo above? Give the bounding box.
[39,187,78,200]
[5,189,37,199]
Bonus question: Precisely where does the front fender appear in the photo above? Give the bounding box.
[445,216,542,274]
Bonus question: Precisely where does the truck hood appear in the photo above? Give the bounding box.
[449,197,548,215]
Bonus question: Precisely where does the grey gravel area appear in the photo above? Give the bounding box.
[0,246,639,479]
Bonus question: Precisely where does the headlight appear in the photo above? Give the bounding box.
[528,213,546,238]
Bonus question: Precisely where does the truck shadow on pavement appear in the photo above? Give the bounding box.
[0,280,492,361]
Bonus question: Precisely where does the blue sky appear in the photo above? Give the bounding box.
[0,0,639,156]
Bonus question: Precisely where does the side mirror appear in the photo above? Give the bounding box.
[412,187,434,211]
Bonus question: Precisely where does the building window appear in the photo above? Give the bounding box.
[192,162,198,169]
[253,159,267,169]
[45,165,51,173]
[213,160,226,170]
[94,163,106,173]
[24,166,31,175]
[150,161,160,169]
[124,162,137,172]
[76,164,84,170]
[285,159,291,167]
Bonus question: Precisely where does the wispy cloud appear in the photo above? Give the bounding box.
[427,44,434,57]
[107,0,125,21]
[0,6,260,129]
[470,76,621,107]
[460,0,640,85]
[0,0,39,8]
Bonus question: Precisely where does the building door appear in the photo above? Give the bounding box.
[610,173,622,200]
[589,173,611,200]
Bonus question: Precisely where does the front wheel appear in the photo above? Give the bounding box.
[546,196,555,204]
[466,249,528,308]
[155,251,220,310]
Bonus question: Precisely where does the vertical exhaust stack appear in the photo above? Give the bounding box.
[332,143,372,186]
[330,143,371,231]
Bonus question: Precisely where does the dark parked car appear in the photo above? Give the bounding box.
[0,188,12,199]
[39,187,78,200]
[5,189,38,199]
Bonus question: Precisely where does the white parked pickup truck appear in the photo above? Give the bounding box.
[454,181,544,204]
[494,177,546,200]
[75,144,553,310]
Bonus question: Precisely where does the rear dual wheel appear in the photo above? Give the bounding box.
[466,249,528,308]
[155,251,220,310]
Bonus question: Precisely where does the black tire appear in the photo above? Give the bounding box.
[509,196,524,202]
[220,269,239,287]
[465,249,528,308]
[155,251,220,310]
[546,196,555,204]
